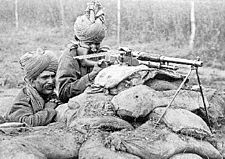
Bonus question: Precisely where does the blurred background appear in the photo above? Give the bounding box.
[0,0,225,88]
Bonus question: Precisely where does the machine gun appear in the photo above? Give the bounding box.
[73,47,211,130]
[73,47,203,70]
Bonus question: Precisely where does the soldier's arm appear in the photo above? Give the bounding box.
[6,90,56,127]
[56,49,91,103]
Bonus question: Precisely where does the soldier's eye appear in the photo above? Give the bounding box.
[51,74,56,78]
[41,76,49,80]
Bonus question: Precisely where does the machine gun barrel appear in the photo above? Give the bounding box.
[138,60,178,70]
[136,52,203,67]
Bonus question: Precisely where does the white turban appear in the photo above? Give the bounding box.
[74,1,106,43]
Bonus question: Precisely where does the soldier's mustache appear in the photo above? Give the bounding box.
[45,84,55,89]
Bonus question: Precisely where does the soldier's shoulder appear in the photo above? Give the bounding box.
[59,42,78,59]
[14,87,31,102]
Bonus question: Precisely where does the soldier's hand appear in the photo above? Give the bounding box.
[88,63,103,81]
[45,100,58,109]
[97,59,108,68]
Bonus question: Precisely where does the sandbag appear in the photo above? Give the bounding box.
[79,131,141,159]
[0,122,84,159]
[169,153,203,159]
[105,120,222,159]
[55,103,78,124]
[203,88,225,128]
[145,79,182,91]
[160,89,209,111]
[69,116,134,133]
[0,140,47,159]
[144,69,185,91]
[213,132,225,159]
[94,64,151,89]
[55,103,69,122]
[93,64,186,94]
[151,108,212,139]
[68,91,114,114]
[112,85,156,119]
[111,85,209,120]
[63,90,133,133]
[57,91,114,126]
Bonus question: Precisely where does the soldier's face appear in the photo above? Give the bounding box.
[31,71,56,97]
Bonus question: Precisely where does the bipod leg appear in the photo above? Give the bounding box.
[154,66,193,128]
[195,67,212,132]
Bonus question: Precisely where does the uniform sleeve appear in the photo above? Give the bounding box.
[6,90,56,127]
[56,49,91,103]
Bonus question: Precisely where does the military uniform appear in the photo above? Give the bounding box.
[6,87,57,126]
[57,1,106,103]
[6,49,59,127]
[57,44,93,103]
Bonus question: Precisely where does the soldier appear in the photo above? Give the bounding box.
[6,49,60,126]
[56,1,106,103]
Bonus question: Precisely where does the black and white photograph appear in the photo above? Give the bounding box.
[0,0,225,158]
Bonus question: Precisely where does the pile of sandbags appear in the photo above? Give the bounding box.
[1,64,225,159]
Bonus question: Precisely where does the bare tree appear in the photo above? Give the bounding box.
[189,1,195,50]
[59,0,65,37]
[117,0,121,47]
[15,0,19,30]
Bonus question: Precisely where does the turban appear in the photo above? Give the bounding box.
[19,49,58,81]
[74,1,106,43]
